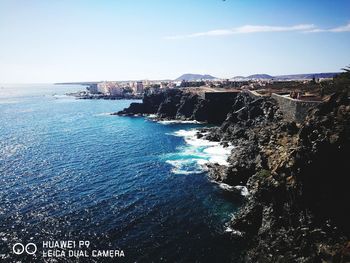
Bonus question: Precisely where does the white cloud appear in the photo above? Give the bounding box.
[165,23,350,39]
[230,24,316,33]
[327,22,350,32]
[305,23,350,33]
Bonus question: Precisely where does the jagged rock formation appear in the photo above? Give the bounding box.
[204,93,350,262]
[115,89,237,124]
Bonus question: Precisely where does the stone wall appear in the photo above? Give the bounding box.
[272,93,320,123]
[244,90,265,99]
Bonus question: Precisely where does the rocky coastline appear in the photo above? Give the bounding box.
[116,89,350,262]
[66,91,143,100]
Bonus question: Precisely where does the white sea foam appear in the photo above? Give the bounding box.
[218,183,249,196]
[165,128,249,196]
[94,112,114,116]
[164,128,234,175]
[174,129,234,165]
[173,129,197,137]
[239,186,250,197]
[159,120,203,125]
[224,227,244,236]
[218,183,234,191]
[225,226,234,233]
[53,94,69,98]
[165,159,204,175]
[204,145,234,166]
[173,129,217,147]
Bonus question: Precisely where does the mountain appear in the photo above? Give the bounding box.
[230,74,274,80]
[175,74,216,81]
[230,72,340,80]
[246,74,274,79]
[274,72,339,80]
[231,76,246,80]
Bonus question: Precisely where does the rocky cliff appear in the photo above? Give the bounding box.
[204,93,350,262]
[116,90,350,262]
[115,89,237,124]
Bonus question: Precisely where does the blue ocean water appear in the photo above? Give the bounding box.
[0,84,241,262]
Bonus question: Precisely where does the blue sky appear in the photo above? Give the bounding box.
[0,0,349,83]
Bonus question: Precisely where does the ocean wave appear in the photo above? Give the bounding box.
[224,226,244,236]
[145,114,157,119]
[204,145,234,166]
[218,183,249,196]
[52,94,69,98]
[94,112,114,116]
[164,128,234,175]
[165,160,204,175]
[158,120,203,125]
[174,129,234,165]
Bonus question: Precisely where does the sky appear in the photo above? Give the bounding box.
[0,0,350,83]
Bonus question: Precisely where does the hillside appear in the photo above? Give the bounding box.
[246,74,274,79]
[175,74,216,81]
[232,72,340,80]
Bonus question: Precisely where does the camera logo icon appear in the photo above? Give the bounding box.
[13,243,37,255]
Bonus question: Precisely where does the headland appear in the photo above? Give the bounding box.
[115,72,350,261]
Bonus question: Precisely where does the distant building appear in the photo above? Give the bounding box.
[174,81,182,87]
[136,81,144,93]
[160,82,168,89]
[129,81,135,90]
[97,81,122,95]
[131,81,144,94]
[109,86,123,96]
[168,82,176,89]
[87,84,98,94]
[143,80,151,87]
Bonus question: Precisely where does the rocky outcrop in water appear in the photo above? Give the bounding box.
[115,89,238,124]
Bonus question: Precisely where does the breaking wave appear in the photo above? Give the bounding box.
[158,120,204,125]
[163,128,234,175]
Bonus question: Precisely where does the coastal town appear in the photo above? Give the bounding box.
[63,71,344,123]
[65,72,337,101]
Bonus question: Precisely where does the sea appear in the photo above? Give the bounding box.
[0,84,242,262]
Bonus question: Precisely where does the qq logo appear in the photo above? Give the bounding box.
[13,243,37,255]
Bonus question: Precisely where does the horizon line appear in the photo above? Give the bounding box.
[0,70,342,85]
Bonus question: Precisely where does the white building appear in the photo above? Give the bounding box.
[97,82,123,95]
[131,81,144,94]
[87,84,98,94]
